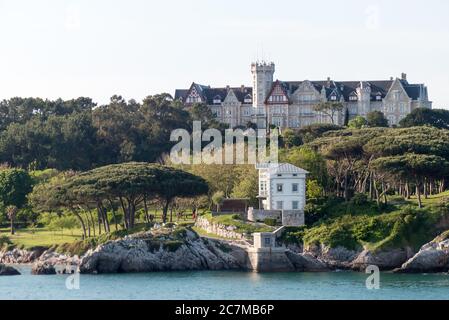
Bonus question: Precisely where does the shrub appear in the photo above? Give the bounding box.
[0,235,13,251]
[264,218,278,227]
[350,193,369,206]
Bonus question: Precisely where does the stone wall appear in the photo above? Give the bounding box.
[247,208,281,223]
[246,247,295,272]
[282,210,305,227]
[195,216,246,240]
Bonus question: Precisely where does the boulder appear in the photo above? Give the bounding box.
[0,263,20,276]
[305,243,361,269]
[31,262,56,275]
[396,237,449,273]
[285,251,329,272]
[351,247,414,271]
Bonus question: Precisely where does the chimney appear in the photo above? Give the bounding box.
[327,77,331,88]
[390,77,394,81]
[241,85,245,93]
[226,85,230,91]
[401,73,407,81]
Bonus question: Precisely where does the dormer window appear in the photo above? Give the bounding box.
[213,95,222,104]
[376,95,382,101]
[349,94,358,101]
[330,95,337,101]
[244,94,252,104]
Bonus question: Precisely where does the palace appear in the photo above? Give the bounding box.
[174,62,432,129]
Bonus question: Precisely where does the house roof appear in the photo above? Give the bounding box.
[175,77,426,104]
[263,163,309,175]
[175,83,253,105]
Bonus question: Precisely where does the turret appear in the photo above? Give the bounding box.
[251,61,275,114]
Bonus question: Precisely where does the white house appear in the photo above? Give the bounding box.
[247,163,308,227]
[257,163,308,211]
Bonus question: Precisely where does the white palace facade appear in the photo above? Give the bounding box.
[174,62,432,129]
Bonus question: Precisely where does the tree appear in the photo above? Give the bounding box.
[283,146,329,192]
[348,116,367,129]
[399,108,449,129]
[0,169,33,234]
[372,154,449,208]
[306,180,323,200]
[281,129,302,148]
[189,103,224,130]
[62,163,209,227]
[366,111,389,128]
[313,102,344,124]
[231,166,259,207]
[6,206,18,235]
[212,191,225,213]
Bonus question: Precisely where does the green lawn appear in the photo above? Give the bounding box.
[0,227,84,249]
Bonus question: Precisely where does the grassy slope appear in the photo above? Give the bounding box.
[0,228,84,249]
[282,192,449,252]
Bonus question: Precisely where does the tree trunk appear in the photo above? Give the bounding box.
[10,218,15,235]
[405,181,410,200]
[143,197,150,224]
[88,211,96,237]
[119,197,129,230]
[416,181,423,209]
[162,199,170,224]
[73,212,87,240]
[97,206,103,235]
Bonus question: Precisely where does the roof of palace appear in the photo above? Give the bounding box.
[175,77,426,104]
[174,83,253,105]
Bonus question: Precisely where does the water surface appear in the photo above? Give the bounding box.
[1,266,448,300]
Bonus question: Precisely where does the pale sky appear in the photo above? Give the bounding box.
[0,0,448,107]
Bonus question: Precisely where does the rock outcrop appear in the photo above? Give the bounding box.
[0,247,47,264]
[396,234,449,273]
[305,243,361,269]
[0,263,20,276]
[31,262,57,275]
[285,251,329,272]
[351,247,415,271]
[304,243,415,271]
[79,229,248,274]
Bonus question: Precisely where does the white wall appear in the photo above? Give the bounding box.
[266,174,306,211]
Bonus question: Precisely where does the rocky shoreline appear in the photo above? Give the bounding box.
[2,227,449,275]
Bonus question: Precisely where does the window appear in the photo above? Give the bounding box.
[330,95,337,101]
[292,183,299,192]
[276,201,284,210]
[393,90,401,100]
[244,95,252,104]
[260,181,266,192]
[349,95,358,101]
[277,184,283,193]
[376,95,382,101]
[264,237,272,247]
[292,201,299,210]
[213,95,222,104]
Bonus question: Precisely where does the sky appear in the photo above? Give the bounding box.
[0,0,448,107]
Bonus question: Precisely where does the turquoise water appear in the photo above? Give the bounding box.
[1,266,449,300]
